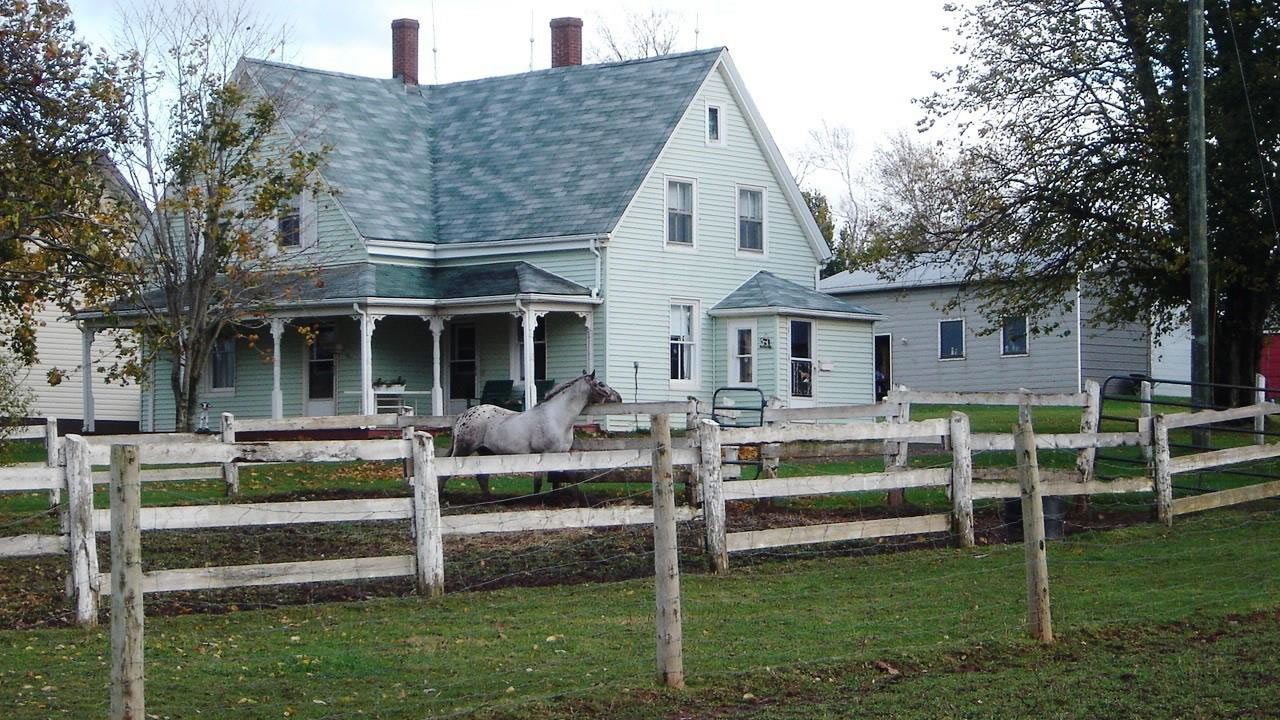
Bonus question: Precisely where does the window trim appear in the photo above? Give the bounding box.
[669,299,701,391]
[705,102,725,147]
[789,318,816,399]
[938,318,966,361]
[1001,315,1030,357]
[726,319,756,388]
[207,334,237,394]
[663,175,698,251]
[735,184,767,256]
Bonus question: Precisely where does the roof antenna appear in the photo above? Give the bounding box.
[694,13,700,50]
[431,0,440,83]
[528,9,535,71]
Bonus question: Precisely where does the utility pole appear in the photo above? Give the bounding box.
[1189,0,1211,418]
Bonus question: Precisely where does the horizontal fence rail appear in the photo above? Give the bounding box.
[897,391,1086,407]
[722,468,950,501]
[726,514,952,553]
[970,431,1144,452]
[719,418,948,445]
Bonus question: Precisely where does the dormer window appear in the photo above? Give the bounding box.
[706,104,724,146]
[278,202,301,248]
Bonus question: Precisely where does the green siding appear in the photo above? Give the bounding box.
[603,63,849,418]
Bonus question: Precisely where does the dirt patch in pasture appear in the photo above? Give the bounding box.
[0,490,1154,630]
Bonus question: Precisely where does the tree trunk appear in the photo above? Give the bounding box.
[1212,285,1268,408]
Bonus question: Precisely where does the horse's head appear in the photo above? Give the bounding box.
[584,371,622,404]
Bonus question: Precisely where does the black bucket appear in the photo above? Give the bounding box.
[1002,496,1067,541]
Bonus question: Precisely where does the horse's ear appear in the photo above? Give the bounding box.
[588,370,596,379]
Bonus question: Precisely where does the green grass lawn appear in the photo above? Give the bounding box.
[1,506,1277,718]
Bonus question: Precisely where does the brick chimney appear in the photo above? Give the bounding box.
[550,17,583,68]
[391,18,419,84]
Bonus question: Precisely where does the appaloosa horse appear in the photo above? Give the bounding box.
[445,372,622,501]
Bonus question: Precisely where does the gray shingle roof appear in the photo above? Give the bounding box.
[712,271,881,317]
[245,49,723,245]
[108,262,589,313]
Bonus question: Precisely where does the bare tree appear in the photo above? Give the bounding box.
[100,0,331,430]
[590,9,684,62]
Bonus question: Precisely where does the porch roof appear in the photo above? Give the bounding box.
[710,271,882,320]
[322,261,592,300]
[100,261,591,318]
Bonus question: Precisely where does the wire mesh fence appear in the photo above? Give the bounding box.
[3,398,1280,718]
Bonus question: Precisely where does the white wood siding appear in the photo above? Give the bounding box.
[24,304,137,423]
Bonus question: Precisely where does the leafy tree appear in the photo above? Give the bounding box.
[0,0,130,364]
[857,0,1280,395]
[0,351,35,441]
[802,188,855,278]
[101,0,330,431]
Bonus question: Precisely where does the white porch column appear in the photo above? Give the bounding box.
[576,311,595,374]
[79,324,96,433]
[270,317,289,419]
[522,306,537,410]
[427,315,448,416]
[355,308,378,416]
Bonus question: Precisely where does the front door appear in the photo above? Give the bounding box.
[304,325,338,416]
[874,333,891,400]
[448,324,477,414]
[789,319,816,408]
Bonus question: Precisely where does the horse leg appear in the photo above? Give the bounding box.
[533,472,544,495]
[477,475,491,500]
[549,470,587,507]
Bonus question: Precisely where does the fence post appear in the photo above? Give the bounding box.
[1076,379,1100,483]
[64,435,99,627]
[45,417,60,509]
[697,419,727,573]
[1152,414,1173,526]
[685,396,699,431]
[651,413,685,689]
[949,412,975,548]
[1015,402,1053,645]
[110,444,144,720]
[402,425,415,488]
[411,432,444,597]
[220,413,238,496]
[884,388,910,507]
[1256,373,1267,445]
[1139,381,1153,462]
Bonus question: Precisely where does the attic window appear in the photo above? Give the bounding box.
[706,104,724,146]
[278,203,301,248]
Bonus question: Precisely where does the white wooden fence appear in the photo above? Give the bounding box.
[6,394,1280,628]
[46,423,697,626]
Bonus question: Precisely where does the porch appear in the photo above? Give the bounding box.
[82,261,601,432]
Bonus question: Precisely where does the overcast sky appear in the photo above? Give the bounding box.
[68,1,958,202]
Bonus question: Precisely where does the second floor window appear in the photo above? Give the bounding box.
[707,105,722,144]
[738,187,763,251]
[667,180,694,245]
[278,204,301,248]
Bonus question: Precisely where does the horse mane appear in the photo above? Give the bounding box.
[541,374,588,402]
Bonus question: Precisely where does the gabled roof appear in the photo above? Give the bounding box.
[244,49,723,246]
[711,271,881,320]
